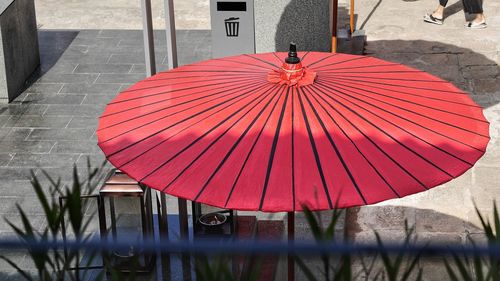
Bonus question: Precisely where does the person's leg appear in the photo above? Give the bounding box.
[431,5,445,19]
[432,0,448,19]
[463,0,486,26]
[424,0,447,24]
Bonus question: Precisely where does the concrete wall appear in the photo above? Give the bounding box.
[0,0,40,103]
[254,0,331,53]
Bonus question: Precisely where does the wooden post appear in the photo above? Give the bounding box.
[350,0,355,34]
[331,0,339,53]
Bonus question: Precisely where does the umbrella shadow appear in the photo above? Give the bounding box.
[345,205,485,245]
[363,39,500,109]
[273,0,337,52]
[21,30,80,94]
[273,0,360,52]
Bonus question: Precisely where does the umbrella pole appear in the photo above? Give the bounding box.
[288,211,295,281]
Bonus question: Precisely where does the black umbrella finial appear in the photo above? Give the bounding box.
[285,42,300,64]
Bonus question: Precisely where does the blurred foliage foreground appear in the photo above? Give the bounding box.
[1,161,500,281]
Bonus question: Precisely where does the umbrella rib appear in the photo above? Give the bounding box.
[300,51,311,62]
[272,52,284,64]
[163,85,278,194]
[120,75,263,94]
[104,82,270,159]
[99,80,261,127]
[315,82,458,178]
[154,70,266,75]
[99,82,266,143]
[304,86,401,198]
[111,76,264,104]
[298,87,367,205]
[304,53,338,68]
[323,83,475,166]
[138,84,276,184]
[309,84,429,191]
[321,70,423,74]
[318,80,489,139]
[319,82,485,153]
[320,76,465,94]
[223,85,287,209]
[111,83,273,170]
[317,63,400,71]
[311,56,368,70]
[259,87,292,210]
[211,57,276,71]
[322,79,488,123]
[328,78,481,108]
[321,73,450,83]
[243,54,280,69]
[188,85,283,201]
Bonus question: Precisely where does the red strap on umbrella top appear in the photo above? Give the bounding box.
[267,43,317,87]
[97,50,489,212]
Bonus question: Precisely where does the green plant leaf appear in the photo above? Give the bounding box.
[0,255,34,281]
[302,206,322,241]
[295,256,319,281]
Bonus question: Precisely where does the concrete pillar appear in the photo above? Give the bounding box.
[0,0,40,103]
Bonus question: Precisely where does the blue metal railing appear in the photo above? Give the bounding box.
[0,238,497,257]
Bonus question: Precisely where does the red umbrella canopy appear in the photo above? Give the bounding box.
[97,51,489,212]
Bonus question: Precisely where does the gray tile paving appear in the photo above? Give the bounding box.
[26,128,94,141]
[23,93,86,104]
[3,115,72,128]
[0,128,33,141]
[60,83,122,94]
[0,28,212,273]
[74,63,133,74]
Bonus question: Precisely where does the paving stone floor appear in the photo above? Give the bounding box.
[0,29,213,278]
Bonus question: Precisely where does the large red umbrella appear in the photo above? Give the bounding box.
[97,47,489,213]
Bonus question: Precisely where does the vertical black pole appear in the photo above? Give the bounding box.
[288,211,295,281]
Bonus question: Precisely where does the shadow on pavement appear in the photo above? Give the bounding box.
[363,39,500,109]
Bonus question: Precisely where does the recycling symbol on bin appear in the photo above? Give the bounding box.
[224,17,240,37]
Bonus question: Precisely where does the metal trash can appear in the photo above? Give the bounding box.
[210,0,255,58]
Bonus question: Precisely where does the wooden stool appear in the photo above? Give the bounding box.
[98,169,155,273]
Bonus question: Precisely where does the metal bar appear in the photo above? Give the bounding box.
[288,211,295,281]
[178,198,189,239]
[331,0,339,53]
[160,192,169,239]
[141,0,156,76]
[350,0,355,34]
[109,198,117,241]
[5,239,500,257]
[178,198,191,280]
[164,0,178,69]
